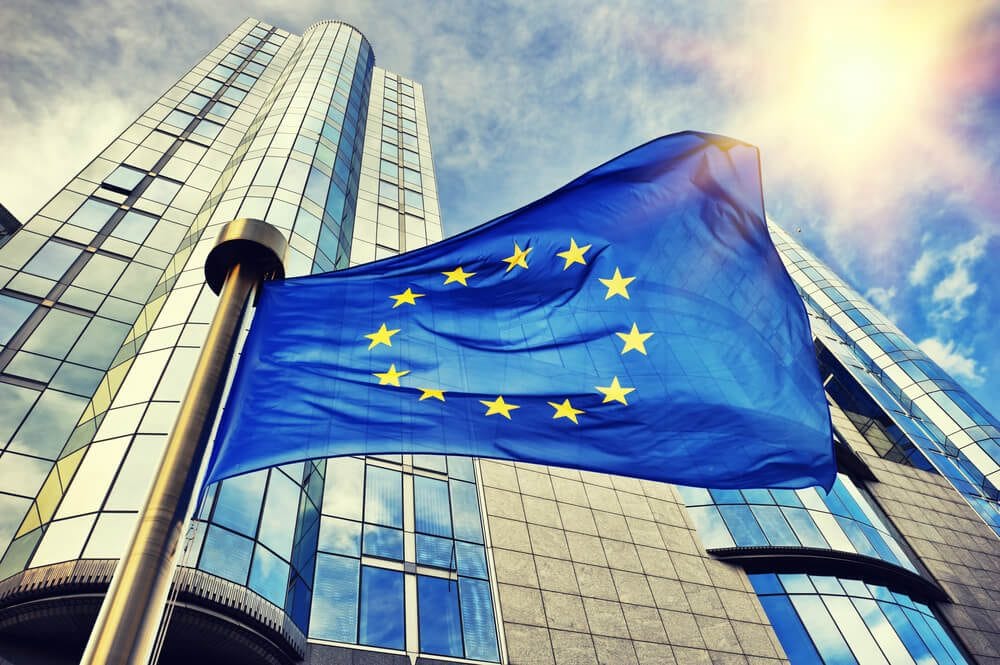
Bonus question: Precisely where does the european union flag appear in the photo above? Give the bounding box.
[208,131,834,490]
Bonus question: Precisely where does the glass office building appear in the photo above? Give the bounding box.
[0,17,997,665]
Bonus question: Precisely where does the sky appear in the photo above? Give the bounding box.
[1,0,998,418]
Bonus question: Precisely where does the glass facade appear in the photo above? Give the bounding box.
[751,573,969,664]
[770,223,1000,534]
[679,474,916,572]
[0,15,995,665]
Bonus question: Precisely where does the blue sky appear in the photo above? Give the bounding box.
[1,1,998,418]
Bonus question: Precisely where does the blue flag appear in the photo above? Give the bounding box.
[207,131,834,490]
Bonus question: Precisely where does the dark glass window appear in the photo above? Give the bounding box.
[359,566,404,649]
[418,576,462,657]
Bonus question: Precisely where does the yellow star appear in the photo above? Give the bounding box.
[616,323,654,355]
[502,242,533,272]
[364,323,400,350]
[548,398,585,424]
[556,237,591,270]
[480,395,520,419]
[595,376,635,405]
[442,266,476,286]
[389,287,425,308]
[599,267,636,300]
[419,388,446,401]
[373,364,410,386]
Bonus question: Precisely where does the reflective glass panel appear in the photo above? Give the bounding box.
[0,294,35,345]
[359,566,404,649]
[103,166,146,192]
[460,577,500,661]
[310,553,359,642]
[199,526,253,585]
[364,465,402,527]
[24,241,78,280]
[418,575,462,657]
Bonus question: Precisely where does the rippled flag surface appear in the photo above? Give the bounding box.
[207,131,835,490]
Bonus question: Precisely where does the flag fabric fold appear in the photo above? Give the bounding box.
[206,131,835,490]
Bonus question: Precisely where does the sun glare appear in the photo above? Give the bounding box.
[731,0,987,247]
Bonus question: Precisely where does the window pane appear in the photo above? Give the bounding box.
[67,316,129,368]
[199,526,253,585]
[24,241,78,280]
[450,480,483,543]
[8,388,87,458]
[163,109,195,129]
[143,179,181,205]
[248,544,289,607]
[418,575,462,657]
[103,166,146,192]
[756,595,824,664]
[192,120,222,140]
[362,524,403,560]
[790,595,859,665]
[378,180,397,200]
[364,465,402,527]
[415,476,451,537]
[0,383,38,443]
[416,534,454,569]
[359,566,404,649]
[460,577,500,661]
[213,471,266,537]
[455,541,488,579]
[323,456,363,519]
[319,516,361,556]
[0,294,35,345]
[67,198,117,231]
[22,308,89,359]
[311,553,359,642]
[258,470,300,559]
[111,210,157,243]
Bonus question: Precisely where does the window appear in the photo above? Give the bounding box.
[102,165,146,193]
[678,474,916,571]
[378,180,397,201]
[24,240,79,280]
[207,101,236,121]
[752,574,970,665]
[66,198,117,231]
[310,457,499,660]
[163,109,195,130]
[0,294,35,345]
[191,120,222,141]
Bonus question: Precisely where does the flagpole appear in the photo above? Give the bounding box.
[80,218,286,665]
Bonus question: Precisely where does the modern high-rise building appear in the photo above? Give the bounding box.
[0,16,997,665]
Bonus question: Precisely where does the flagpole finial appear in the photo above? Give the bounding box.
[205,218,287,295]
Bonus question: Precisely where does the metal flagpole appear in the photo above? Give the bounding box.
[80,218,286,665]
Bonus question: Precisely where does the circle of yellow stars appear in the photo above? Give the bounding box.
[365,237,654,425]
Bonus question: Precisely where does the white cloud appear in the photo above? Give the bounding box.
[917,337,984,386]
[908,247,937,286]
[929,234,987,321]
[864,285,897,316]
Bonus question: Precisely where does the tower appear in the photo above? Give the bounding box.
[0,16,997,665]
